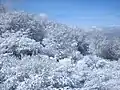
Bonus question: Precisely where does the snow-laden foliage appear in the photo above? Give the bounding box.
[87,30,120,60]
[99,38,120,60]
[0,11,120,90]
[0,11,45,42]
[43,21,89,60]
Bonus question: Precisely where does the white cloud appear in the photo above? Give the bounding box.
[39,13,48,20]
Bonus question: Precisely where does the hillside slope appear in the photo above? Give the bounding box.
[0,11,120,90]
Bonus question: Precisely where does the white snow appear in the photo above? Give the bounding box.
[0,11,120,90]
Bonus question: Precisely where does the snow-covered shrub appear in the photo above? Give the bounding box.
[86,29,120,60]
[0,54,57,90]
[77,41,89,56]
[71,51,83,64]
[43,22,89,59]
[87,30,107,55]
[75,55,120,90]
[0,71,6,84]
[0,11,45,42]
[0,32,43,59]
[99,38,120,60]
[51,60,85,89]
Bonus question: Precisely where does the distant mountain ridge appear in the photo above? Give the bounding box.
[102,26,120,38]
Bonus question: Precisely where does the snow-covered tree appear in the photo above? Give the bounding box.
[99,37,120,60]
[0,9,120,90]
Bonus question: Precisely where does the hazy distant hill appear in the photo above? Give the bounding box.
[102,26,120,38]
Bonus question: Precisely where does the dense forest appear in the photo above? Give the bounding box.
[0,6,120,90]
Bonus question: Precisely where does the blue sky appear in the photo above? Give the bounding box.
[4,0,120,28]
